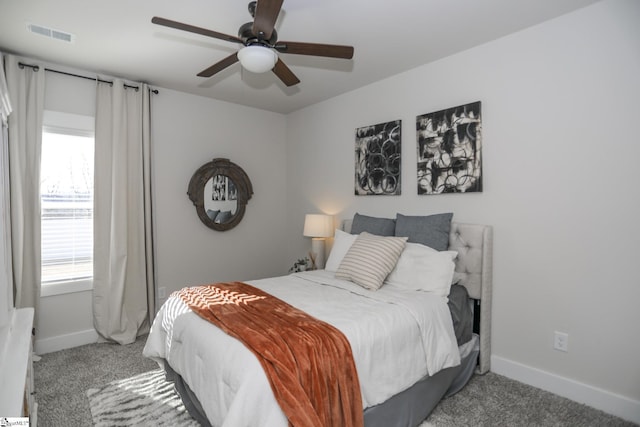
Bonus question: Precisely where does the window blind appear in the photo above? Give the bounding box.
[40,129,94,284]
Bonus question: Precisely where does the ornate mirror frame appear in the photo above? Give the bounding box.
[187,158,253,231]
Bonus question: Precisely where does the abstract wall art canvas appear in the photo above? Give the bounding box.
[355,120,401,195]
[416,101,482,194]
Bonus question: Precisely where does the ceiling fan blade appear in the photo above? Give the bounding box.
[252,0,283,40]
[272,59,300,87]
[275,41,354,59]
[197,53,240,77]
[152,17,244,44]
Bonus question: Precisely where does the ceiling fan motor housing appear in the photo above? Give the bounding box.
[238,21,278,45]
[248,1,257,18]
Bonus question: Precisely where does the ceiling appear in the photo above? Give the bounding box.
[0,0,599,114]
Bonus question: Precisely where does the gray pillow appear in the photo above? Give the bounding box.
[351,213,395,236]
[395,213,453,251]
[214,210,232,224]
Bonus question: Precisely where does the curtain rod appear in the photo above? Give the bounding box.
[18,62,159,94]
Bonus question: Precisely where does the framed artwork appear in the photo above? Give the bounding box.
[416,101,482,194]
[211,174,227,201]
[211,175,238,201]
[355,120,401,195]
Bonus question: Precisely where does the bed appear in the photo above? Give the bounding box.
[143,215,493,427]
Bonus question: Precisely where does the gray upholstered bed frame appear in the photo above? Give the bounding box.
[341,220,493,374]
[448,222,493,374]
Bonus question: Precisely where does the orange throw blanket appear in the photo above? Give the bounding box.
[176,281,364,427]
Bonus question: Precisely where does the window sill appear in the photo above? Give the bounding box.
[41,279,93,297]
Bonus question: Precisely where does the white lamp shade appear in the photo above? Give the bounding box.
[237,45,278,73]
[303,214,334,238]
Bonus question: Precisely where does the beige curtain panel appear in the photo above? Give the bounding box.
[5,54,44,334]
[93,79,155,345]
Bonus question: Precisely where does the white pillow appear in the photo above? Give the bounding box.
[385,242,458,296]
[335,232,407,291]
[325,229,357,272]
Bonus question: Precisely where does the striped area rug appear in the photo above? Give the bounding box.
[86,368,199,426]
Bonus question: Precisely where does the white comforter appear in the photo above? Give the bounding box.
[143,270,460,427]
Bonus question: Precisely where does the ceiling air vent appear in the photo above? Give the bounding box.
[27,23,75,43]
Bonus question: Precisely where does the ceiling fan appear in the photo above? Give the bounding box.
[151,0,354,87]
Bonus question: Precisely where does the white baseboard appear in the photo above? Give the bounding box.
[492,355,640,425]
[35,328,98,355]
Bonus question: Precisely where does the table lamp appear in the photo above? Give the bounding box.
[303,214,334,269]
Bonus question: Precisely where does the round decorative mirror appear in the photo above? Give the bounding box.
[187,158,253,231]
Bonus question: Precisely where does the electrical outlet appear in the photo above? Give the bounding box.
[158,287,166,299]
[553,331,569,352]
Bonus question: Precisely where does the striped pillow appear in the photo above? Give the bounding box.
[335,232,408,290]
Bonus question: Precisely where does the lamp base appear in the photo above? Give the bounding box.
[310,238,326,270]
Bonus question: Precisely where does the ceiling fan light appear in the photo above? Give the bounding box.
[237,45,278,73]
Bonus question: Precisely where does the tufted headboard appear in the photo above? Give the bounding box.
[341,220,493,374]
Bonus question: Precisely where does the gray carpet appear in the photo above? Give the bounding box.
[34,336,157,426]
[35,335,636,427]
[423,374,637,427]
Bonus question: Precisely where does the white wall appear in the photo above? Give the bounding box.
[285,0,640,422]
[152,88,288,299]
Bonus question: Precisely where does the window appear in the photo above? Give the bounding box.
[40,111,94,295]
